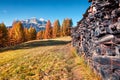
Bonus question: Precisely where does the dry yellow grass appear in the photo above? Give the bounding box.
[0,36,100,80]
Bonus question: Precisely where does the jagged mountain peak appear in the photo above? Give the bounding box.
[20,18,47,32]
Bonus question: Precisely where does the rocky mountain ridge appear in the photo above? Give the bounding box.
[12,18,47,32]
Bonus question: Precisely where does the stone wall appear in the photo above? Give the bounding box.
[71,0,120,80]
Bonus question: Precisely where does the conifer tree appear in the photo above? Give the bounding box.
[8,28,16,46]
[62,18,73,36]
[37,31,43,39]
[52,20,60,38]
[44,20,52,39]
[66,19,73,36]
[60,26,63,37]
[0,23,8,47]
[42,30,45,39]
[28,26,37,40]
[24,28,30,41]
[12,21,25,43]
[62,19,67,36]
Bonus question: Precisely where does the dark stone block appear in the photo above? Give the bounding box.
[93,57,111,65]
[112,71,120,80]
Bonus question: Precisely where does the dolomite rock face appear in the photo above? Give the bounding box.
[71,0,120,80]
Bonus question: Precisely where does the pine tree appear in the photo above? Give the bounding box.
[8,27,16,46]
[24,28,30,41]
[37,31,43,39]
[42,30,45,39]
[66,19,73,36]
[44,20,52,39]
[52,20,60,38]
[62,19,67,36]
[62,18,73,36]
[60,26,63,37]
[28,26,37,40]
[0,23,8,47]
[12,21,25,43]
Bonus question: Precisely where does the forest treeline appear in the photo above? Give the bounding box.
[0,19,72,48]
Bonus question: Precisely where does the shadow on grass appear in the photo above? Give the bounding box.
[0,40,71,53]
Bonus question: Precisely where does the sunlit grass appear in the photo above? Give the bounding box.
[71,47,101,80]
[0,36,100,80]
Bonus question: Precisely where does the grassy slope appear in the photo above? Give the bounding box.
[0,37,100,80]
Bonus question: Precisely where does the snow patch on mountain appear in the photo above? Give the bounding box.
[21,18,47,32]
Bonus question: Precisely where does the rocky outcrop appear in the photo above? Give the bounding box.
[71,0,120,80]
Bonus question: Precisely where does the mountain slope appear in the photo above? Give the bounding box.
[16,18,47,32]
[0,37,100,80]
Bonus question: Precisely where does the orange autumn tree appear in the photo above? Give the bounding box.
[60,26,63,37]
[24,28,30,41]
[37,31,43,39]
[28,26,37,40]
[52,20,60,38]
[66,19,73,36]
[42,30,45,39]
[0,23,8,47]
[12,21,25,44]
[44,20,52,39]
[8,27,16,46]
[62,18,73,36]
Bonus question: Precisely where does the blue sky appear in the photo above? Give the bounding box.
[0,0,90,26]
